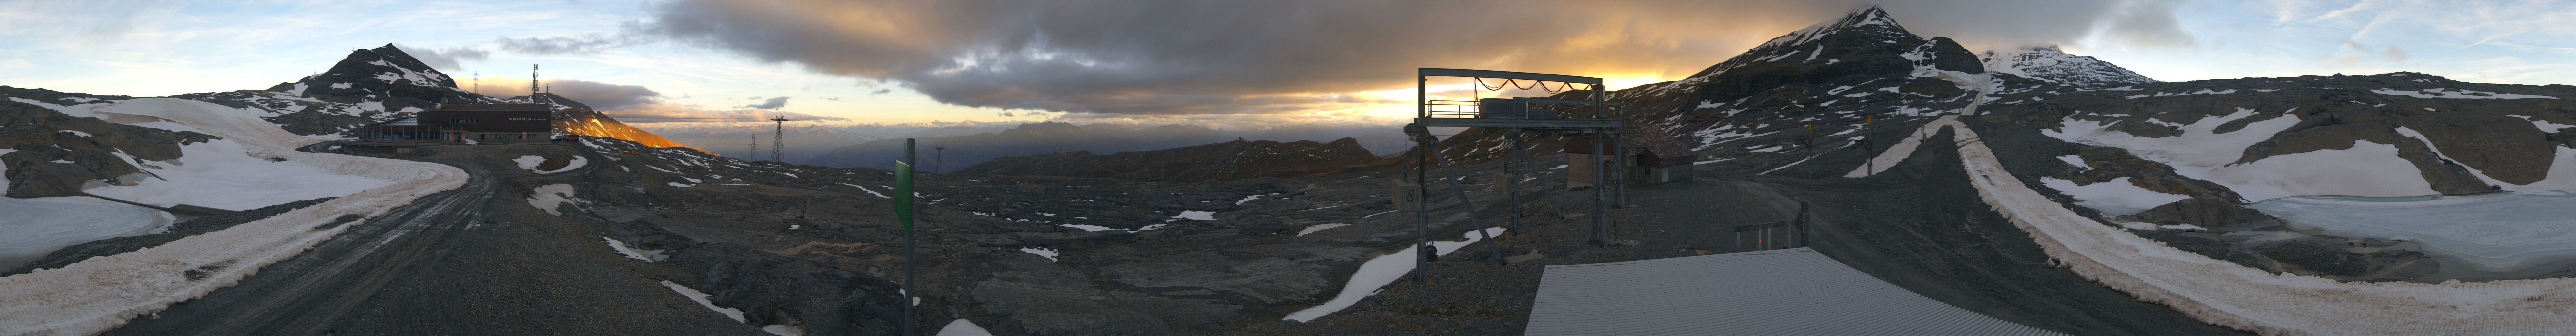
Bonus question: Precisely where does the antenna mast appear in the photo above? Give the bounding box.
[771,116,789,162]
[529,64,540,96]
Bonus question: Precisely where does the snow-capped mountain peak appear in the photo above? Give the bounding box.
[1759,6,1905,50]
[264,44,479,103]
[1681,5,1965,82]
[1979,45,2156,87]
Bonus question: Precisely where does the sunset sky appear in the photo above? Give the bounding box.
[4,0,2572,128]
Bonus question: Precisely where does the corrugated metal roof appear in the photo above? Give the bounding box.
[1525,248,2060,336]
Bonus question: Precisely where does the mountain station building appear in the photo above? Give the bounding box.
[1565,135,1697,186]
[356,103,556,143]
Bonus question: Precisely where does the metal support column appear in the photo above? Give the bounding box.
[899,139,916,336]
[1590,129,1609,247]
[1512,133,1569,222]
[1611,132,1626,208]
[1796,201,1811,247]
[1412,76,1435,284]
[1427,135,1510,265]
[1500,130,1525,233]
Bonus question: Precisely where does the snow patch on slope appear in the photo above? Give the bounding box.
[2373,88,2557,99]
[1846,115,1954,177]
[1019,247,1060,262]
[661,280,746,322]
[603,237,667,262]
[1283,227,1506,322]
[515,155,587,174]
[2039,107,2432,201]
[2206,140,2436,201]
[527,183,577,216]
[83,139,400,211]
[2039,177,2188,216]
[1297,223,1352,236]
[937,319,994,336]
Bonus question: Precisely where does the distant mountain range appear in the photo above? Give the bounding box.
[800,121,1411,170]
[952,137,1388,182]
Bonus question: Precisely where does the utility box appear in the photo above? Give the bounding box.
[1390,178,1422,211]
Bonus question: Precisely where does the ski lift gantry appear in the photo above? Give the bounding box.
[1403,68,1627,284]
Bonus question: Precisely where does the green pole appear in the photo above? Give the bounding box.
[897,138,915,335]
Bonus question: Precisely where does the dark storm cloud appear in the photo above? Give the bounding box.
[495,34,646,55]
[543,79,663,110]
[394,44,489,72]
[605,106,843,122]
[738,96,789,109]
[636,0,2191,116]
[461,78,845,122]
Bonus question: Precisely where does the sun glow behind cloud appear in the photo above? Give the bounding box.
[3,0,2572,129]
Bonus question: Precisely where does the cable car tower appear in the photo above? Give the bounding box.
[1403,68,1628,284]
[771,116,789,162]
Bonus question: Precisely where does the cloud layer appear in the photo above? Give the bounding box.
[464,77,842,122]
[392,44,489,73]
[627,0,2192,117]
[739,96,788,109]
